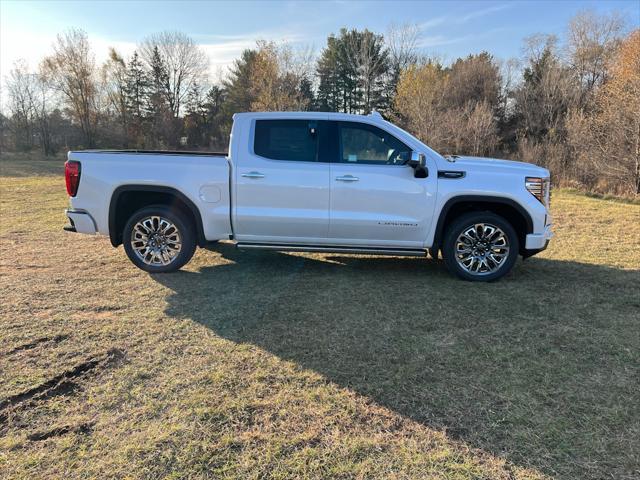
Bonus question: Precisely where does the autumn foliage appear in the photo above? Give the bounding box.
[567,31,640,194]
[2,12,638,196]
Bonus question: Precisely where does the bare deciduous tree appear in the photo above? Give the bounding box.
[33,63,57,155]
[387,23,420,73]
[522,33,559,65]
[6,60,36,150]
[499,57,520,118]
[6,60,57,154]
[567,9,626,97]
[42,29,99,147]
[102,48,128,144]
[140,31,209,117]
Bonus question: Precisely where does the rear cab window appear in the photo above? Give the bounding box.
[254,119,326,162]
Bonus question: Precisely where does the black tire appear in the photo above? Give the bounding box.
[442,211,519,282]
[123,206,196,273]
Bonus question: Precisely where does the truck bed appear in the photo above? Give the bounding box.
[67,150,232,241]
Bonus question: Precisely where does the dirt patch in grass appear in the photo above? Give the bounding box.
[0,158,638,479]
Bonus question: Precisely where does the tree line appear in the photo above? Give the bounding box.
[2,10,638,195]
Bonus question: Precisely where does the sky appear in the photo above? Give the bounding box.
[1,0,639,85]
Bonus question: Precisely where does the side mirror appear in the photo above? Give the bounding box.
[408,152,428,178]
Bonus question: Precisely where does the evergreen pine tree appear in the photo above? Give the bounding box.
[148,46,170,114]
[299,76,315,111]
[124,51,150,120]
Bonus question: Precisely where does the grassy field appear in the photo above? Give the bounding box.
[0,154,639,479]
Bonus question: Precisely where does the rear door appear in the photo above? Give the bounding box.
[234,117,331,243]
[329,121,437,248]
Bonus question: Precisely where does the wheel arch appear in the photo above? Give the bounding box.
[432,196,533,255]
[109,185,206,247]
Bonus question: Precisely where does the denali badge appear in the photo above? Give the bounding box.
[377,221,418,227]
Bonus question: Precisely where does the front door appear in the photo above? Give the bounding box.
[234,118,331,243]
[329,121,437,248]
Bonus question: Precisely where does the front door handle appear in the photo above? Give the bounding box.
[241,171,265,179]
[336,175,359,182]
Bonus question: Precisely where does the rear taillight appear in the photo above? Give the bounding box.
[65,161,81,197]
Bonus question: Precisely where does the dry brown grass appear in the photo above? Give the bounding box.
[1,154,639,479]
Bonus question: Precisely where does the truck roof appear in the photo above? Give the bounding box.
[232,111,385,122]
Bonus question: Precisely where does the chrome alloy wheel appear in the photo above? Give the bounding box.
[454,223,510,275]
[130,216,182,266]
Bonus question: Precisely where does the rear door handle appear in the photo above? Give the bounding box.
[336,175,359,182]
[241,171,265,179]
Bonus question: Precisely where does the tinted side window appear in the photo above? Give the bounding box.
[254,120,319,162]
[339,122,411,165]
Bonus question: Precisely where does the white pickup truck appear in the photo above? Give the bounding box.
[64,111,552,281]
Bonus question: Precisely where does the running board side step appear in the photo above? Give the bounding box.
[236,243,427,257]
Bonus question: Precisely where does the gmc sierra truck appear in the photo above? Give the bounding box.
[64,111,552,281]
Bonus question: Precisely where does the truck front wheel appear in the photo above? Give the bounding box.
[123,206,196,273]
[442,211,519,282]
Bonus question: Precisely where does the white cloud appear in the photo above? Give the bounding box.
[417,2,513,36]
[195,28,306,72]
[418,17,448,30]
[418,35,469,48]
[200,40,256,66]
[457,3,513,23]
[417,27,510,51]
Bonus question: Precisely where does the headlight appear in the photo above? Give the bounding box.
[525,177,550,206]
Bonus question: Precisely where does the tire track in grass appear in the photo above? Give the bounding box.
[3,334,69,355]
[0,348,126,417]
[27,421,95,441]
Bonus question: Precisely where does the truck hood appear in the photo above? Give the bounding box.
[447,156,549,177]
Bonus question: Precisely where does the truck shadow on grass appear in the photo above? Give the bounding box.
[154,243,640,479]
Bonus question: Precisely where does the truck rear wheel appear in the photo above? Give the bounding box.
[442,211,519,282]
[123,206,196,273]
